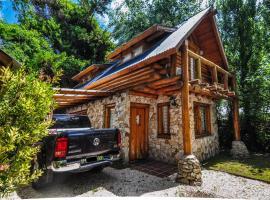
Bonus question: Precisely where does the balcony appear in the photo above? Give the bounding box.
[187,50,236,99]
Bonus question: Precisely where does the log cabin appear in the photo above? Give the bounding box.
[54,7,244,169]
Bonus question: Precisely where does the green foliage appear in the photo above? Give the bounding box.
[13,0,114,62]
[216,0,270,151]
[0,0,114,87]
[109,0,203,44]
[0,67,55,196]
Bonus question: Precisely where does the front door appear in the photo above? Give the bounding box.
[129,103,149,161]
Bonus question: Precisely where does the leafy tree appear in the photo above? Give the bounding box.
[0,0,114,87]
[109,0,203,44]
[0,22,85,86]
[0,67,55,196]
[216,0,270,151]
[13,0,114,62]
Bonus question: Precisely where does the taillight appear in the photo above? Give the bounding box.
[54,137,68,158]
[117,130,121,148]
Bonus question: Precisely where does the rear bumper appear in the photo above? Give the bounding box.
[49,154,120,173]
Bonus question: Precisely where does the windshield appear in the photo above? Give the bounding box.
[51,115,91,129]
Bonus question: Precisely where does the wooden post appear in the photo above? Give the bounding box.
[196,58,202,81]
[224,73,228,90]
[181,40,192,155]
[212,66,218,84]
[232,98,241,141]
[232,74,240,141]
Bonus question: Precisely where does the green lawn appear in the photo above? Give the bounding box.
[203,152,270,183]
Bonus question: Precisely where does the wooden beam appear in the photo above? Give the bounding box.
[181,41,192,155]
[94,67,154,90]
[113,74,161,92]
[129,90,158,99]
[100,69,155,91]
[53,94,94,100]
[133,86,158,94]
[53,88,109,96]
[148,76,180,89]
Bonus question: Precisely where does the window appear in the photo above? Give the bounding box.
[133,45,143,57]
[194,103,211,138]
[105,104,115,128]
[157,103,170,138]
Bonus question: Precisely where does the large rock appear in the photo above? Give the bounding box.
[231,140,249,158]
[176,154,202,186]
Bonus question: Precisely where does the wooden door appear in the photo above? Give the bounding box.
[130,103,149,161]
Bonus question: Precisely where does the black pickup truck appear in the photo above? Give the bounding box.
[32,114,121,188]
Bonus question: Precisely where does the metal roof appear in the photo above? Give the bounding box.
[79,7,212,89]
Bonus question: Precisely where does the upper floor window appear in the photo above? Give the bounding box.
[122,53,132,63]
[157,102,170,138]
[194,102,211,138]
[104,104,115,128]
[133,45,143,57]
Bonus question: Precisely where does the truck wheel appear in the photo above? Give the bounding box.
[32,160,54,189]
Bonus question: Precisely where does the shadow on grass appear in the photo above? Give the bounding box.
[202,151,270,183]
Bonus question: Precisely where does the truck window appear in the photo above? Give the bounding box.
[51,115,91,129]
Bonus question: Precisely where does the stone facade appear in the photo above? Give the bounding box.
[67,91,219,164]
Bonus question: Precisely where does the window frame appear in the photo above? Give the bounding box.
[193,102,212,138]
[157,102,170,139]
[104,103,116,128]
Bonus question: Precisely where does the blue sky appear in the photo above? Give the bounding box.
[1,1,18,23]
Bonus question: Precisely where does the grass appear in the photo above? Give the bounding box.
[203,152,270,183]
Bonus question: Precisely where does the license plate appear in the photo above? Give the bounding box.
[97,156,104,161]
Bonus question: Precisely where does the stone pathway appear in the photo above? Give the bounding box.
[6,168,270,199]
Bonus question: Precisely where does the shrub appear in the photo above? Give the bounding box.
[0,67,55,196]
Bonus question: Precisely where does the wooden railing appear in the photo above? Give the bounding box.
[187,50,234,91]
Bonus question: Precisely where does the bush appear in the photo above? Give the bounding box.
[0,67,55,196]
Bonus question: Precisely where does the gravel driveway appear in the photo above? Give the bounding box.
[7,167,270,199]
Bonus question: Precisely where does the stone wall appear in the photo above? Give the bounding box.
[67,91,219,163]
[189,94,219,161]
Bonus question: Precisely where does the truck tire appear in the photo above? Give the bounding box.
[31,159,54,189]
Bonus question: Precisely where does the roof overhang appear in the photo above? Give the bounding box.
[53,88,111,108]
[107,24,176,60]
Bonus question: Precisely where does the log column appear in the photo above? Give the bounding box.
[177,40,202,185]
[181,40,192,155]
[232,76,240,141]
[230,76,249,158]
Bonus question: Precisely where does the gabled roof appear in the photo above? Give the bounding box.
[79,7,227,90]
